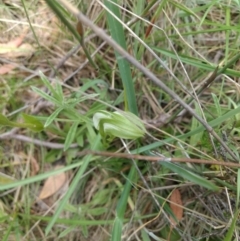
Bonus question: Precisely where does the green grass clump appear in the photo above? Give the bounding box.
[0,0,240,240]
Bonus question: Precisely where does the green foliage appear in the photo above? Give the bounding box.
[2,0,240,240]
[160,162,219,191]
[0,113,43,132]
[223,210,239,241]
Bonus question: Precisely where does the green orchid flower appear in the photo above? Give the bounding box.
[93,110,146,140]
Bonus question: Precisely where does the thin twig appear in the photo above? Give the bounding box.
[0,133,78,149]
[78,150,240,168]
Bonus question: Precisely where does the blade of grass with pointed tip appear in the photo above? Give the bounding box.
[223,210,239,241]
[31,86,60,105]
[132,0,144,58]
[44,107,64,128]
[0,161,85,191]
[160,162,219,191]
[104,0,138,115]
[152,47,240,77]
[224,5,230,64]
[237,169,240,207]
[39,72,59,99]
[104,2,139,240]
[64,121,79,151]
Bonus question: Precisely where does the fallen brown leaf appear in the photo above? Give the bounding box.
[0,33,26,55]
[169,189,183,226]
[2,43,34,58]
[0,30,34,75]
[38,165,67,200]
[30,156,40,176]
[0,63,15,75]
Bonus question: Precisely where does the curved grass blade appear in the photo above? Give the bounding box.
[223,210,239,241]
[160,161,219,191]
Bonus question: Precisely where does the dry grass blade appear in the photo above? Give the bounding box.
[77,150,240,168]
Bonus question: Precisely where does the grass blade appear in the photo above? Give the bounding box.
[64,121,79,151]
[104,2,139,240]
[45,134,101,235]
[44,107,63,128]
[223,210,239,241]
[160,162,219,191]
[104,0,138,115]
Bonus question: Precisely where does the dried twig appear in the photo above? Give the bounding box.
[0,132,78,149]
[78,150,240,168]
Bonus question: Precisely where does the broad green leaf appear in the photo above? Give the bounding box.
[0,114,43,131]
[0,114,14,126]
[22,113,44,132]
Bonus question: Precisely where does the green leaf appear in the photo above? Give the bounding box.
[223,210,239,241]
[189,102,203,147]
[104,0,138,114]
[39,72,63,102]
[0,114,14,126]
[112,217,122,241]
[160,162,219,191]
[237,168,240,206]
[39,71,57,96]
[64,122,79,151]
[22,113,44,132]
[0,114,43,131]
[152,47,240,77]
[211,93,222,117]
[44,107,64,127]
[56,83,64,102]
[31,86,60,105]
